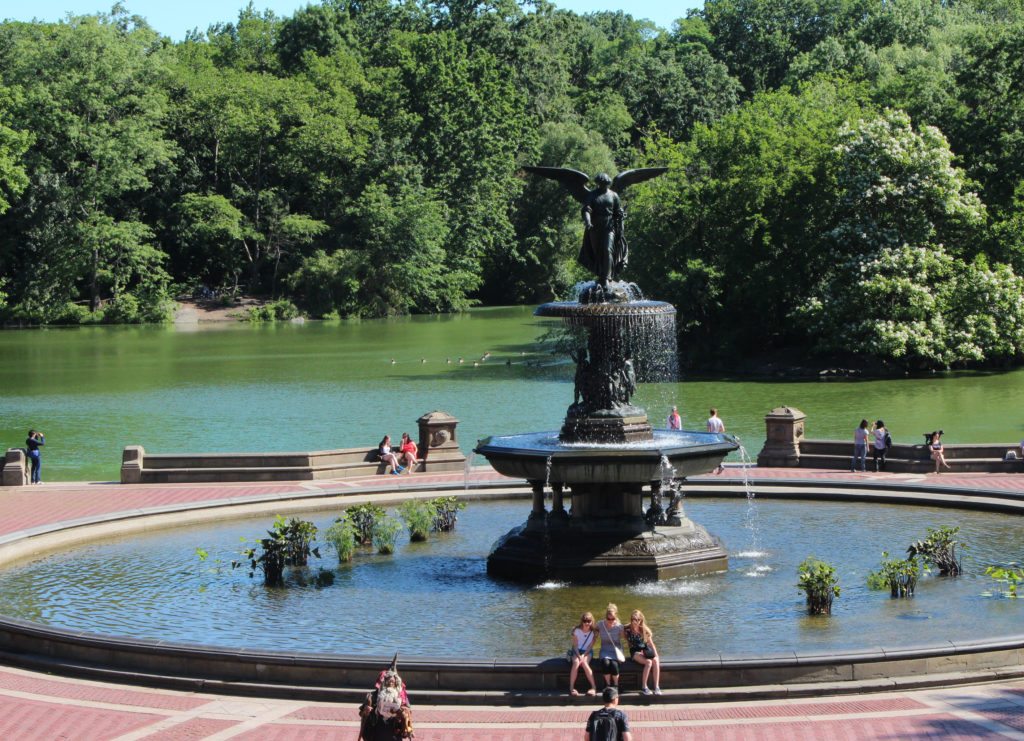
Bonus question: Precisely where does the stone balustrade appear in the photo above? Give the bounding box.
[120,411,466,484]
[757,406,1024,473]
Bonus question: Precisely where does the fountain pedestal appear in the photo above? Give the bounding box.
[476,429,736,582]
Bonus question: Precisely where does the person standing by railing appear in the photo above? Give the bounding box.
[25,429,44,484]
[852,419,869,472]
[667,406,681,430]
[871,420,890,472]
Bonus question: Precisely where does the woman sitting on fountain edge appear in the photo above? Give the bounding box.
[597,603,627,689]
[625,610,661,695]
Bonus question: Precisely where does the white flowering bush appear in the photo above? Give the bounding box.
[829,110,985,255]
[791,110,1024,369]
[795,245,1024,367]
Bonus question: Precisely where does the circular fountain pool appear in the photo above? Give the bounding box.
[0,497,1020,659]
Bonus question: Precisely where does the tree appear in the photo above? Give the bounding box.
[629,80,869,358]
[0,84,29,214]
[702,0,870,94]
[0,12,175,321]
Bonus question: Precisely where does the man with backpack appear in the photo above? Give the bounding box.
[585,687,633,741]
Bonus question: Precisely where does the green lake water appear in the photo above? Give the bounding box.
[3,306,1024,482]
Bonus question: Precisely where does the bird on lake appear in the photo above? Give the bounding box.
[421,358,426,363]
[473,361,479,367]
[458,357,464,364]
[446,357,451,364]
[390,359,396,365]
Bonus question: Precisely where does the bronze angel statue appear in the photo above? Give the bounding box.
[523,166,668,288]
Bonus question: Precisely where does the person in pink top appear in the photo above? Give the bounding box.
[667,406,682,430]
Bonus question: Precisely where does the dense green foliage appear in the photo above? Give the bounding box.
[4,1,1024,368]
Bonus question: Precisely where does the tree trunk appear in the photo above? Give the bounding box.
[90,245,100,312]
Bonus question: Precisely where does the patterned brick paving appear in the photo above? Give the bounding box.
[241,714,1000,741]
[0,669,207,711]
[136,717,239,739]
[285,696,927,723]
[978,706,1024,732]
[0,693,162,739]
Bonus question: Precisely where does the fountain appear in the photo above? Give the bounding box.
[475,166,738,582]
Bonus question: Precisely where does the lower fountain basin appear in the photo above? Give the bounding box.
[474,429,738,483]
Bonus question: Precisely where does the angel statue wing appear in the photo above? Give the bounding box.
[611,167,669,194]
[521,166,591,203]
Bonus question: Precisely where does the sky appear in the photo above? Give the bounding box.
[0,1,701,39]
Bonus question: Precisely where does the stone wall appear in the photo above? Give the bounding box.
[757,407,1024,473]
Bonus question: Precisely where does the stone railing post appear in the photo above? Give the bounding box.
[416,411,461,469]
[121,445,146,484]
[757,406,806,467]
[2,448,29,486]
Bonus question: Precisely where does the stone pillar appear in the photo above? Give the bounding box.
[527,479,547,531]
[549,483,569,527]
[2,448,28,486]
[121,445,145,484]
[416,411,466,472]
[757,407,806,467]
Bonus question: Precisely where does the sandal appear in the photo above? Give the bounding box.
[586,688,596,696]
[570,689,580,696]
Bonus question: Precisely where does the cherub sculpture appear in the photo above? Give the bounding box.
[523,167,668,289]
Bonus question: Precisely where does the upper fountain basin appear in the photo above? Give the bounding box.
[535,300,676,320]
[475,429,738,484]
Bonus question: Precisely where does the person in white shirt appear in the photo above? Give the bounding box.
[707,408,726,474]
[852,419,870,472]
[706,408,724,433]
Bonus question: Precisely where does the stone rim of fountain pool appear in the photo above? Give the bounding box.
[1,478,1023,703]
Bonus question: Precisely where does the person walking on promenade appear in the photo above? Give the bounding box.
[596,603,626,690]
[567,612,598,696]
[930,430,951,473]
[852,419,869,472]
[625,609,661,695]
[585,687,633,741]
[871,420,890,472]
[26,429,44,484]
[667,406,682,430]
[707,408,725,473]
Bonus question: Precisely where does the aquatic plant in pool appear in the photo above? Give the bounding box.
[867,552,921,598]
[908,525,966,576]
[797,557,840,614]
[233,516,322,586]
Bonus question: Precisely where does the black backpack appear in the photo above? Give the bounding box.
[589,708,620,741]
[884,432,893,449]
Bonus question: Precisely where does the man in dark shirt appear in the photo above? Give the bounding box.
[585,686,632,741]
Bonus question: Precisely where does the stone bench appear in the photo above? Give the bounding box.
[120,411,463,484]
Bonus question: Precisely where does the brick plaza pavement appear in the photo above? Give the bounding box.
[2,466,1024,739]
